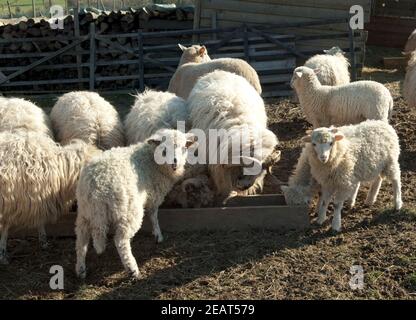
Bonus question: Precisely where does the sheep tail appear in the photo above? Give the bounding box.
[90,203,110,255]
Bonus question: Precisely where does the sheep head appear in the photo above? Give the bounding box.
[302,127,344,164]
[177,44,211,66]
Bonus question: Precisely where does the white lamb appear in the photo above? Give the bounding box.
[75,129,196,279]
[404,51,416,108]
[291,66,393,128]
[124,89,188,145]
[0,96,53,137]
[169,58,262,99]
[0,131,100,264]
[302,120,402,232]
[304,47,350,86]
[50,91,125,150]
[177,44,211,66]
[188,70,280,200]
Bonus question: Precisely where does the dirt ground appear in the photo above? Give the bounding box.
[0,46,415,300]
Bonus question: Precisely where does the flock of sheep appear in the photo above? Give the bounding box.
[0,36,413,279]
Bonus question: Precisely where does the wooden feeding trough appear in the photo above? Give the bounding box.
[10,194,309,238]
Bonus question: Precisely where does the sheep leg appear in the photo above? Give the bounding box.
[149,207,164,243]
[392,177,402,210]
[75,222,91,279]
[114,231,139,279]
[365,176,383,206]
[317,189,332,225]
[0,227,9,265]
[348,183,360,208]
[331,200,344,232]
[38,224,49,249]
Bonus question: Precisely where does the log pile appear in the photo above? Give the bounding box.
[0,5,194,92]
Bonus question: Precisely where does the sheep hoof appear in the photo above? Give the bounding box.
[316,217,326,226]
[395,201,403,211]
[128,269,140,280]
[76,266,87,279]
[155,234,164,244]
[331,224,342,233]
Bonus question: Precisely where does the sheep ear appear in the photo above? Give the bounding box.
[313,68,321,75]
[295,71,303,78]
[178,44,187,52]
[305,129,313,134]
[148,138,162,146]
[334,134,344,141]
[198,46,206,56]
[323,49,329,53]
[302,135,312,143]
[185,133,197,148]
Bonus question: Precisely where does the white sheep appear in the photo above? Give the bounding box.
[281,147,320,206]
[302,120,402,232]
[124,89,188,145]
[304,47,350,86]
[291,66,393,128]
[177,44,211,66]
[50,91,125,150]
[0,131,100,264]
[404,29,416,54]
[188,70,279,200]
[0,96,53,137]
[169,58,262,99]
[404,51,416,108]
[75,129,196,279]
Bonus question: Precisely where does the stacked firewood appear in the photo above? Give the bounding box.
[0,5,194,92]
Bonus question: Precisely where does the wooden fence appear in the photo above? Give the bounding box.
[0,18,361,97]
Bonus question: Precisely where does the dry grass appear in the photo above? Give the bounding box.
[0,46,415,300]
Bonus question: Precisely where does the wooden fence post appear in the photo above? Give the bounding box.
[348,21,357,81]
[138,32,144,92]
[243,24,249,62]
[89,23,96,90]
[74,0,83,89]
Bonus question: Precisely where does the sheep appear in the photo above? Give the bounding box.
[187,70,280,201]
[404,29,416,54]
[281,147,320,206]
[163,174,215,208]
[75,129,196,279]
[0,131,100,264]
[291,66,393,128]
[403,51,416,108]
[177,44,211,66]
[50,91,125,150]
[168,58,262,99]
[124,89,188,145]
[302,120,402,232]
[0,96,53,137]
[304,46,350,86]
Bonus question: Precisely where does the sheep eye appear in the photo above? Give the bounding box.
[329,142,333,146]
[312,143,316,146]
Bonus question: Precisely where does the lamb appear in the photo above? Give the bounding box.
[0,96,53,137]
[50,91,125,150]
[404,28,416,54]
[302,120,402,232]
[168,58,262,99]
[403,51,416,108]
[177,44,211,66]
[124,89,188,145]
[75,129,196,279]
[281,147,320,206]
[304,47,350,86]
[0,131,100,264]
[187,70,280,200]
[291,66,393,128]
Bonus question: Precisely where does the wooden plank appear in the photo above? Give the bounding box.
[89,23,96,90]
[10,194,309,238]
[202,0,354,21]
[383,57,408,68]
[251,59,295,71]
